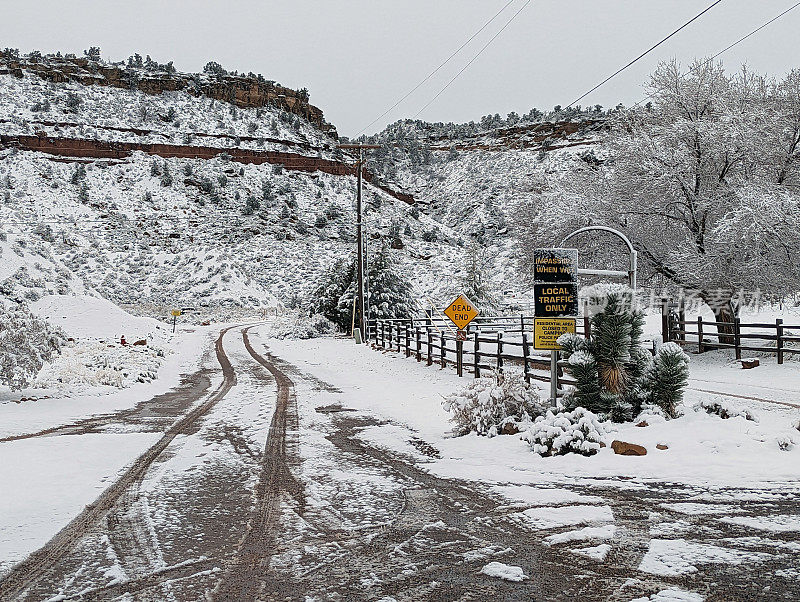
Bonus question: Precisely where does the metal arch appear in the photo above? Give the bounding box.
[560,225,638,290]
[560,225,634,253]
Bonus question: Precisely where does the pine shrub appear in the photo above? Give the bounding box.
[559,285,688,422]
[646,342,689,417]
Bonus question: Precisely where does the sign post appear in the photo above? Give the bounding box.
[171,309,181,333]
[533,249,578,405]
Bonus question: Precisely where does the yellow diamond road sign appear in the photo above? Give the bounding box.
[444,294,479,330]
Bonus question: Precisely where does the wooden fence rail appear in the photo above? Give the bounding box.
[372,318,584,393]
[673,317,797,364]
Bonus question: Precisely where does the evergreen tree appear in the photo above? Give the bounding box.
[310,256,356,331]
[70,164,86,185]
[560,285,655,422]
[160,164,173,187]
[365,245,414,322]
[647,342,690,418]
[309,246,414,332]
[150,158,162,177]
[458,243,500,313]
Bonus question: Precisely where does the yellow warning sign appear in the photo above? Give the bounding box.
[534,318,576,350]
[171,309,182,317]
[443,294,479,330]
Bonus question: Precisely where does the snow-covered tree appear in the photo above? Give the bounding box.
[457,243,501,314]
[559,285,656,422]
[646,342,690,418]
[0,303,65,390]
[309,246,414,332]
[515,60,800,334]
[364,245,414,322]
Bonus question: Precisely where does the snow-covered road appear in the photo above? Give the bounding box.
[0,327,798,601]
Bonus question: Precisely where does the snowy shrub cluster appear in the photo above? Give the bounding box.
[696,397,759,422]
[272,313,335,339]
[776,434,795,452]
[34,341,164,390]
[441,371,545,436]
[0,302,66,389]
[523,408,606,457]
[559,286,689,422]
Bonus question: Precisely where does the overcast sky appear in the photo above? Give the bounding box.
[2,1,798,137]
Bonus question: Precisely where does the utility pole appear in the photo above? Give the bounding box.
[356,143,365,342]
[337,142,381,343]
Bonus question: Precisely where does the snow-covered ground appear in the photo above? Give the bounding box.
[264,335,800,490]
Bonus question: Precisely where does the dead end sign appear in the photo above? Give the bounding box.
[444,294,479,330]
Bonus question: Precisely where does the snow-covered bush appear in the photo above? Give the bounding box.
[776,435,795,452]
[33,341,163,390]
[441,371,545,436]
[523,408,606,457]
[0,302,66,389]
[273,313,335,339]
[559,286,689,421]
[696,397,758,422]
[645,342,690,418]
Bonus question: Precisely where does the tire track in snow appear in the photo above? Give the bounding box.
[211,327,302,601]
[0,325,242,601]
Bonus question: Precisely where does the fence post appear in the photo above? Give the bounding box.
[734,318,741,360]
[415,327,421,362]
[520,315,525,333]
[777,318,784,365]
[661,298,669,343]
[380,321,384,348]
[697,316,704,353]
[457,339,463,377]
[584,300,591,339]
[440,332,446,368]
[474,330,481,377]
[405,324,410,358]
[522,331,531,384]
[496,331,504,375]
[427,329,433,366]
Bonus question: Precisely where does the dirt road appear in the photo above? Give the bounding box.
[1,327,798,601]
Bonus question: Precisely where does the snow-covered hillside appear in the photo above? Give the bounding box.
[0,71,336,157]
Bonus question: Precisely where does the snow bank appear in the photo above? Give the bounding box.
[30,295,161,341]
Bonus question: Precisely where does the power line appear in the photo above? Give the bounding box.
[707,1,800,62]
[354,0,517,137]
[631,1,800,109]
[413,0,533,119]
[565,0,726,109]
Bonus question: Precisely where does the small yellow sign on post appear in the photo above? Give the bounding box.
[171,309,182,317]
[534,318,576,350]
[444,294,479,330]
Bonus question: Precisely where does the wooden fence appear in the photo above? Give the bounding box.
[671,316,799,364]
[370,307,797,396]
[371,316,593,393]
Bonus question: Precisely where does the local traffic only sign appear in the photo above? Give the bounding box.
[533,248,578,402]
[444,294,479,330]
